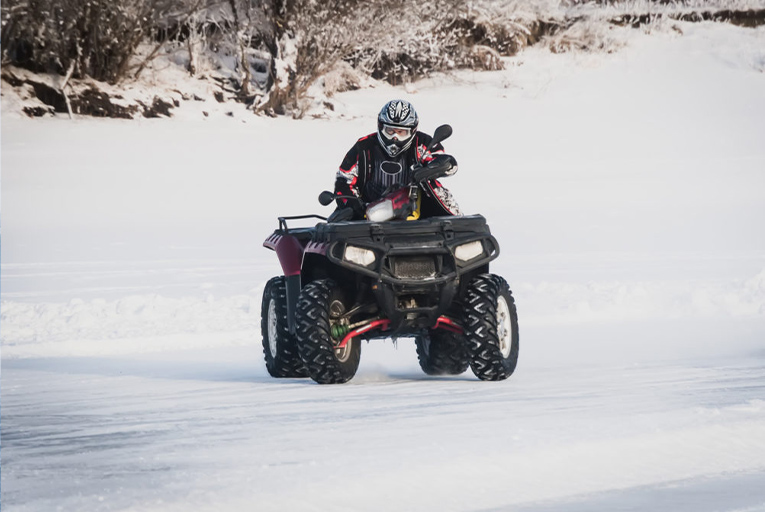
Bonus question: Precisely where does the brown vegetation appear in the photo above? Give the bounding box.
[2,0,763,118]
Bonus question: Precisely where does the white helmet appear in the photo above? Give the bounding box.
[377,100,418,157]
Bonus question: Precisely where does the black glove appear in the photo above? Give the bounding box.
[328,207,356,223]
[413,154,458,183]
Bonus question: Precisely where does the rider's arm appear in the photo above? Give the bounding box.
[415,135,461,216]
[335,142,364,213]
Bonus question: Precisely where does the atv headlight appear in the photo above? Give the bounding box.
[454,240,484,262]
[343,245,376,267]
[366,199,394,223]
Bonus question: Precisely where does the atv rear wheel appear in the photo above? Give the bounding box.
[261,276,308,378]
[464,274,519,381]
[296,279,361,384]
[415,330,469,376]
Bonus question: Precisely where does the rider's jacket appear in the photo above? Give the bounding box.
[334,132,462,218]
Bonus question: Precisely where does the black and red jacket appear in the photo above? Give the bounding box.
[334,131,462,218]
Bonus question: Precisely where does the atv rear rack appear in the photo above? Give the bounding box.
[277,215,327,233]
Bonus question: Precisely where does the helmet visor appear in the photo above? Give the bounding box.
[382,124,412,142]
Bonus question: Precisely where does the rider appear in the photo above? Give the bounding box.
[334,99,461,219]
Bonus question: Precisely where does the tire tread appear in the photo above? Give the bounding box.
[465,274,519,381]
[296,279,361,384]
[261,276,308,378]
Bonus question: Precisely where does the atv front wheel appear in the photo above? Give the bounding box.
[296,279,361,384]
[415,330,469,376]
[464,274,519,381]
[261,276,308,378]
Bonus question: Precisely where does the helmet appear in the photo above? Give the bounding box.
[377,100,419,157]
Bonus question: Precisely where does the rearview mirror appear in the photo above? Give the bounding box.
[318,190,335,206]
[428,124,452,153]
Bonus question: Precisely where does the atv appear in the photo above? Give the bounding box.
[261,125,518,384]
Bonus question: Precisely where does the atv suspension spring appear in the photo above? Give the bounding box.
[331,324,351,340]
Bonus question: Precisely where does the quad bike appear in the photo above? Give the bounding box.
[262,125,518,384]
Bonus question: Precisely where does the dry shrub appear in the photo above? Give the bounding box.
[546,20,627,54]
[1,0,177,84]
[471,45,504,71]
[321,61,371,96]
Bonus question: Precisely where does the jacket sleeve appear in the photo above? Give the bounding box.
[425,181,462,216]
[334,142,363,211]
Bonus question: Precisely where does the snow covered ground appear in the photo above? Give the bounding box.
[2,21,765,511]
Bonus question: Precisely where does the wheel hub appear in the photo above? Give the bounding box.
[267,298,278,358]
[329,299,352,363]
[496,295,512,358]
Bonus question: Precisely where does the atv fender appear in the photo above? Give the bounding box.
[264,233,304,277]
[264,233,307,334]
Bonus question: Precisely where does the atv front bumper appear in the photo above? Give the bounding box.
[314,215,499,331]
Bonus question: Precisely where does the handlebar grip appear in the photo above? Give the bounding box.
[413,166,444,183]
